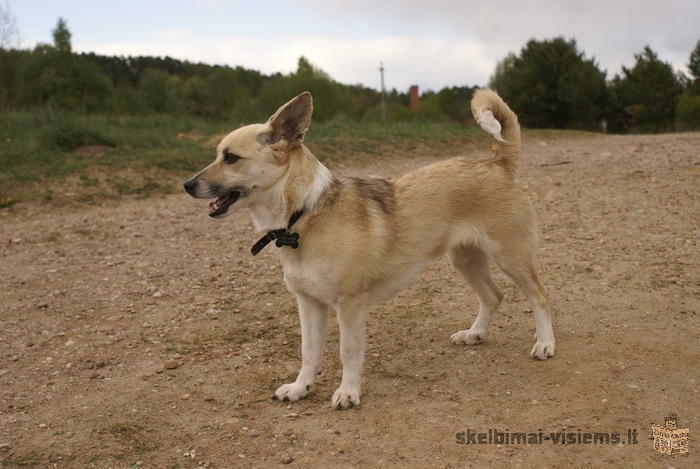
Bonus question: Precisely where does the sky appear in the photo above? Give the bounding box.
[7,0,700,92]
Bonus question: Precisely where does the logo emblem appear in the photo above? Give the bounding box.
[651,414,689,455]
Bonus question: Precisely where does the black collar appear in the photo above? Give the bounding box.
[250,210,305,256]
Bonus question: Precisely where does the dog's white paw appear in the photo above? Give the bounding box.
[530,339,555,360]
[272,382,310,402]
[331,386,361,410]
[450,329,486,345]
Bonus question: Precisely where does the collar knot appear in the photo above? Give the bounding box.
[250,210,304,256]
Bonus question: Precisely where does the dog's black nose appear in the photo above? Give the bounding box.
[183,178,198,195]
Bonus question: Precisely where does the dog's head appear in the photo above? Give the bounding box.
[183,92,313,218]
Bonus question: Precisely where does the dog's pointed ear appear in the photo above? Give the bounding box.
[261,92,313,146]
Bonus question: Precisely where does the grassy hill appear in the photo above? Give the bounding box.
[0,111,595,207]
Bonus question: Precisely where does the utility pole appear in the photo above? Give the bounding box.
[379,62,386,122]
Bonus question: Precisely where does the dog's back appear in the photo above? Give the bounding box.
[284,90,533,305]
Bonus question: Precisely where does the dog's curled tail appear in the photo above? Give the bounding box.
[471,89,521,177]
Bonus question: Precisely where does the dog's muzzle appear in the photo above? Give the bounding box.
[183,177,243,218]
[183,177,199,197]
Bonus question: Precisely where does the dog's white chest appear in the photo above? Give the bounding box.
[282,262,330,301]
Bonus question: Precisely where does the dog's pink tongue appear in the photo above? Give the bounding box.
[208,200,218,214]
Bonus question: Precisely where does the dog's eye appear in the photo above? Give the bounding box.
[223,152,241,164]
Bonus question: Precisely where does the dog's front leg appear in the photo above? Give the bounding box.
[273,294,328,402]
[331,299,367,409]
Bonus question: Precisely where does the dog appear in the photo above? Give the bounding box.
[183,89,555,409]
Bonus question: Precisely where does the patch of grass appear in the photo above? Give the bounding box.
[0,110,598,205]
[0,110,224,202]
[305,119,497,165]
[78,174,99,187]
[44,118,115,150]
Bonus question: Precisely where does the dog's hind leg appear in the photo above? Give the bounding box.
[492,245,555,360]
[273,294,328,402]
[448,244,503,346]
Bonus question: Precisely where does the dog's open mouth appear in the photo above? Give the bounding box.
[208,191,240,217]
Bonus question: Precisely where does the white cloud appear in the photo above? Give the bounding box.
[197,0,229,5]
[73,0,700,90]
[310,0,699,76]
[154,29,194,41]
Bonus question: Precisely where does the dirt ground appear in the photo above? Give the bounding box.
[1,132,698,468]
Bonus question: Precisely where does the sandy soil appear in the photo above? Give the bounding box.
[1,132,698,468]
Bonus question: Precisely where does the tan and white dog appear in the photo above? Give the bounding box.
[184,90,555,409]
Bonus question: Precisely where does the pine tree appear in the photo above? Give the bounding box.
[52,17,72,53]
[488,38,607,130]
[676,39,700,129]
[612,45,683,131]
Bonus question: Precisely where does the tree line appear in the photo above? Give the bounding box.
[490,37,700,132]
[0,14,699,132]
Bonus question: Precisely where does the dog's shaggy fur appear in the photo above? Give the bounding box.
[184,90,555,409]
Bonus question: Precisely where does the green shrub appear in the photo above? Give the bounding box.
[414,95,450,122]
[675,93,700,130]
[361,102,414,122]
[43,116,115,150]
